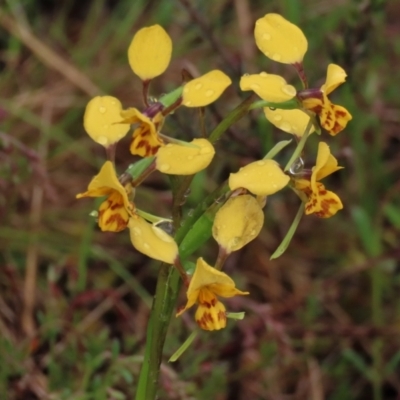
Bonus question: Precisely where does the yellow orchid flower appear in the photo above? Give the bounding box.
[229,159,290,195]
[212,195,264,254]
[119,107,165,157]
[243,14,351,136]
[155,138,215,175]
[176,258,248,331]
[128,216,178,264]
[293,142,343,218]
[300,64,352,135]
[83,96,130,147]
[76,161,135,232]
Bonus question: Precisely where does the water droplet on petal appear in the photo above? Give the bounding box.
[260,72,268,77]
[195,83,202,90]
[99,106,106,114]
[133,227,142,235]
[205,89,214,97]
[279,122,291,131]
[143,242,150,249]
[103,124,109,129]
[97,136,108,145]
[263,33,271,40]
[251,83,260,90]
[199,147,211,154]
[110,100,116,105]
[272,53,281,61]
[243,73,250,77]
[281,84,296,97]
[257,160,265,166]
[159,163,170,172]
[183,87,190,93]
[273,115,282,121]
[185,100,192,106]
[187,155,194,160]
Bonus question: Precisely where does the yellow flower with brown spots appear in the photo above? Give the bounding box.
[293,142,343,218]
[176,258,248,331]
[76,161,135,232]
[241,13,352,136]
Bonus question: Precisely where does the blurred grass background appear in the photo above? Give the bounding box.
[1,0,400,399]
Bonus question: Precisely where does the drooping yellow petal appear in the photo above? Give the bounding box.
[195,300,227,331]
[313,142,343,182]
[319,99,353,136]
[155,138,215,175]
[83,96,130,146]
[254,13,308,64]
[128,25,172,80]
[212,195,264,253]
[182,70,232,107]
[76,161,133,212]
[240,73,296,102]
[323,64,347,95]
[304,182,343,218]
[128,216,178,264]
[229,159,290,196]
[264,108,314,136]
[188,258,236,295]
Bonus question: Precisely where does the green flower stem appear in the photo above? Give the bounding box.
[248,98,299,111]
[284,117,313,172]
[135,96,253,400]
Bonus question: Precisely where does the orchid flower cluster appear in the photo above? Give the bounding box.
[77,14,351,336]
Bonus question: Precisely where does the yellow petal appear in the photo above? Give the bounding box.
[323,64,347,95]
[155,138,215,175]
[212,195,264,253]
[76,161,133,213]
[240,73,296,102]
[128,216,178,264]
[313,142,343,181]
[128,25,172,80]
[264,108,314,136]
[305,182,343,218]
[254,13,308,64]
[319,100,352,136]
[229,159,290,196]
[182,70,232,107]
[195,300,227,331]
[187,258,236,295]
[83,96,130,146]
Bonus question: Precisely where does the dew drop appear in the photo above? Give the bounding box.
[199,147,211,154]
[99,106,106,114]
[273,115,282,122]
[272,53,281,61]
[243,73,250,77]
[133,227,142,235]
[263,33,271,40]
[110,100,116,105]
[183,87,190,94]
[279,122,291,131]
[97,136,108,145]
[282,85,296,97]
[103,124,109,129]
[260,72,268,77]
[195,83,202,90]
[159,163,170,172]
[257,160,265,166]
[250,230,256,235]
[185,100,192,106]
[143,243,150,249]
[273,184,277,188]
[166,143,173,148]
[187,155,194,160]
[250,83,260,90]
[205,89,214,97]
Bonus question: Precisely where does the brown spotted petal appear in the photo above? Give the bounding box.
[305,182,343,218]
